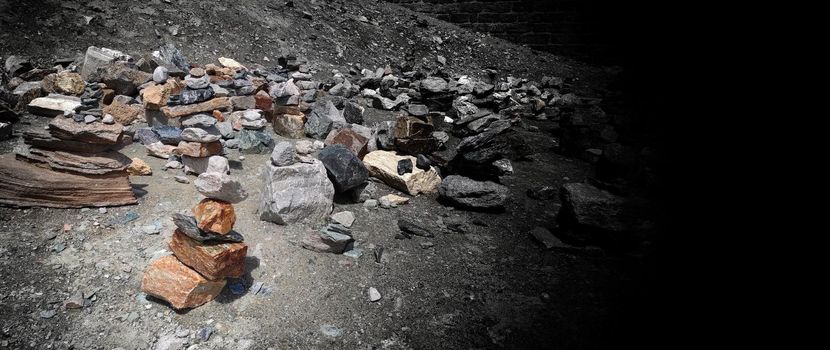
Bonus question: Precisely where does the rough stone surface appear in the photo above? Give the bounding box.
[48,116,123,144]
[127,157,153,176]
[15,146,131,175]
[171,215,243,243]
[260,160,334,225]
[362,150,441,195]
[173,141,223,157]
[270,141,296,167]
[305,101,346,139]
[28,94,82,117]
[140,255,226,310]
[318,144,368,193]
[330,211,355,228]
[180,127,221,143]
[161,97,231,119]
[325,128,369,159]
[194,172,248,204]
[141,84,169,110]
[273,113,305,138]
[438,175,509,210]
[559,182,628,233]
[342,101,364,124]
[168,230,247,280]
[103,99,143,125]
[236,129,274,154]
[182,155,229,175]
[192,198,236,234]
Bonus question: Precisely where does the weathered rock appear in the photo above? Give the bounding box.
[301,224,353,254]
[363,150,441,195]
[16,146,131,175]
[393,115,437,155]
[140,84,169,110]
[420,77,448,93]
[324,127,369,158]
[397,158,413,175]
[305,101,346,139]
[318,144,368,193]
[273,113,305,138]
[185,75,210,90]
[407,104,429,117]
[171,214,244,243]
[93,63,153,96]
[192,198,236,234]
[168,230,247,281]
[182,155,229,175]
[330,211,355,228]
[153,66,169,83]
[559,183,628,233]
[260,160,334,225]
[48,116,123,144]
[179,87,213,105]
[0,154,136,208]
[102,99,142,125]
[236,129,273,154]
[375,120,397,150]
[180,127,221,143]
[416,154,431,170]
[146,142,177,159]
[216,121,234,139]
[379,194,410,208]
[161,97,231,119]
[80,46,129,80]
[342,101,364,124]
[181,114,217,128]
[270,141,296,167]
[23,129,114,153]
[173,141,222,157]
[127,157,152,175]
[4,55,32,77]
[51,71,86,96]
[28,94,82,117]
[218,57,245,70]
[269,79,300,99]
[152,125,182,145]
[452,120,533,176]
[438,175,509,210]
[398,219,434,237]
[140,255,226,310]
[194,172,248,204]
[12,81,43,110]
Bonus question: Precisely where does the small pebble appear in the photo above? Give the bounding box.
[368,287,382,302]
[174,176,189,184]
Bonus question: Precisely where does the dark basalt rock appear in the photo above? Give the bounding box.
[438,175,509,210]
[171,213,244,243]
[397,219,434,238]
[152,125,182,145]
[180,88,214,105]
[318,144,368,193]
[397,158,412,175]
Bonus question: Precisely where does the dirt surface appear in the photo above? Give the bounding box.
[0,1,657,349]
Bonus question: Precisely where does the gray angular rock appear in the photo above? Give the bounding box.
[305,101,346,139]
[301,223,353,254]
[260,159,334,225]
[420,77,448,93]
[182,155,229,175]
[216,121,234,139]
[438,175,509,210]
[194,172,248,203]
[237,129,274,154]
[180,88,214,105]
[180,127,221,143]
[270,141,296,167]
[152,125,183,145]
[184,75,210,89]
[342,101,364,124]
[318,144,368,193]
[407,104,429,117]
[559,182,628,233]
[181,114,217,129]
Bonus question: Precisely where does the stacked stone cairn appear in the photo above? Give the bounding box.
[141,167,248,310]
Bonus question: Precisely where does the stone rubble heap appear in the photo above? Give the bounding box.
[140,167,248,310]
[0,67,137,207]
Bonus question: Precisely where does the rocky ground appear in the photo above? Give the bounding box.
[0,1,660,349]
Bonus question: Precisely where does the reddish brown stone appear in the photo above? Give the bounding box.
[161,97,231,119]
[192,198,236,234]
[168,230,247,280]
[274,105,301,115]
[212,110,225,122]
[141,84,169,110]
[173,141,223,157]
[140,255,226,310]
[0,154,136,208]
[325,128,369,158]
[103,99,142,125]
[255,90,272,111]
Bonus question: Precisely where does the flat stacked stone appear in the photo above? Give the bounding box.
[141,165,248,310]
[0,112,136,207]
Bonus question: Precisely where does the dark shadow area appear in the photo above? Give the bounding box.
[215,255,260,304]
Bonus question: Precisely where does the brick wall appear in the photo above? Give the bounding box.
[386,0,625,64]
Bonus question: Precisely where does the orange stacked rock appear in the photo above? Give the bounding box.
[140,196,247,310]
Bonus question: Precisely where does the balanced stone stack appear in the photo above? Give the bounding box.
[177,113,226,175]
[270,79,306,138]
[141,171,248,310]
[0,97,137,208]
[231,109,274,154]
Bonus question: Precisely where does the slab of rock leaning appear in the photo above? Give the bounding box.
[362,150,441,195]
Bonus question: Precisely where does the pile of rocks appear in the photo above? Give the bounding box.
[0,111,136,207]
[141,168,248,310]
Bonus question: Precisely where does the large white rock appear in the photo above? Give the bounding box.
[362,150,441,195]
[80,46,129,80]
[182,155,229,175]
[260,159,334,225]
[27,94,81,117]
